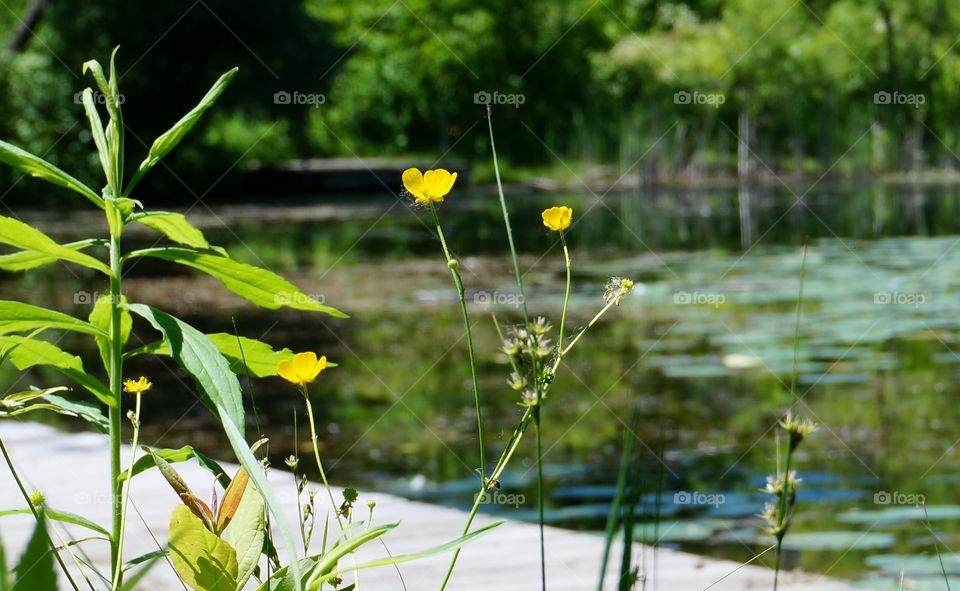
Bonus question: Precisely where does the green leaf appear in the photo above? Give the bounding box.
[0,335,113,406]
[0,302,105,337]
[0,139,103,207]
[89,293,131,372]
[0,508,110,538]
[13,511,56,591]
[130,211,216,251]
[315,521,504,587]
[128,68,239,194]
[221,475,265,591]
[127,304,244,429]
[0,216,111,275]
[168,505,238,591]
[119,445,229,488]
[120,550,165,591]
[80,88,112,186]
[0,530,8,591]
[0,239,99,272]
[122,549,166,573]
[130,333,295,378]
[128,304,303,588]
[306,523,398,587]
[129,248,347,317]
[148,450,216,532]
[256,558,318,591]
[41,393,109,433]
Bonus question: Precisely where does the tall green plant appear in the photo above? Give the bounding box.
[0,51,501,590]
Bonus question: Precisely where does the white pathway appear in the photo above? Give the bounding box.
[0,422,862,590]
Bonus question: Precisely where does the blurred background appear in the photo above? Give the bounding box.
[3,1,960,588]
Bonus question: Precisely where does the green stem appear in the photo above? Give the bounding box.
[534,407,546,591]
[773,541,782,591]
[439,409,535,590]
[430,204,485,479]
[556,232,571,356]
[111,392,141,590]
[301,384,344,530]
[550,299,618,376]
[487,105,530,327]
[107,231,124,587]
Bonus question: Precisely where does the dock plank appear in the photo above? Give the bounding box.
[0,422,861,590]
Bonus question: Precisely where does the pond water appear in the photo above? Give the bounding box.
[7,180,960,589]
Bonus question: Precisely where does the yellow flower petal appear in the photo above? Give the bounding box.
[123,376,152,394]
[277,359,300,385]
[423,169,457,202]
[304,355,328,382]
[293,352,318,377]
[402,168,426,201]
[542,206,573,231]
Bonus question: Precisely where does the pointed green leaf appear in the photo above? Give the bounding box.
[40,393,109,433]
[169,505,238,591]
[119,446,229,488]
[0,507,109,538]
[13,511,56,591]
[129,248,346,317]
[0,530,8,591]
[0,335,113,406]
[80,88,112,185]
[314,521,504,587]
[0,239,99,272]
[129,68,238,193]
[129,211,215,251]
[128,304,302,587]
[256,558,318,591]
[0,139,103,207]
[129,333,295,378]
[127,304,244,429]
[0,302,105,337]
[221,475,265,591]
[0,216,111,275]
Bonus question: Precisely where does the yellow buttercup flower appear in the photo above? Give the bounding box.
[542,206,573,232]
[402,167,458,206]
[277,352,328,386]
[123,376,152,394]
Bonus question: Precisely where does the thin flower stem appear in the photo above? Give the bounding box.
[0,435,81,591]
[534,408,546,591]
[430,203,486,480]
[300,383,344,530]
[111,392,141,590]
[439,409,535,591]
[556,232,571,356]
[487,105,530,327]
[551,299,618,375]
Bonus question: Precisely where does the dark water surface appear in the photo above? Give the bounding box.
[7,181,960,589]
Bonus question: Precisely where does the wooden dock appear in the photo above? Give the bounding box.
[0,422,860,590]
